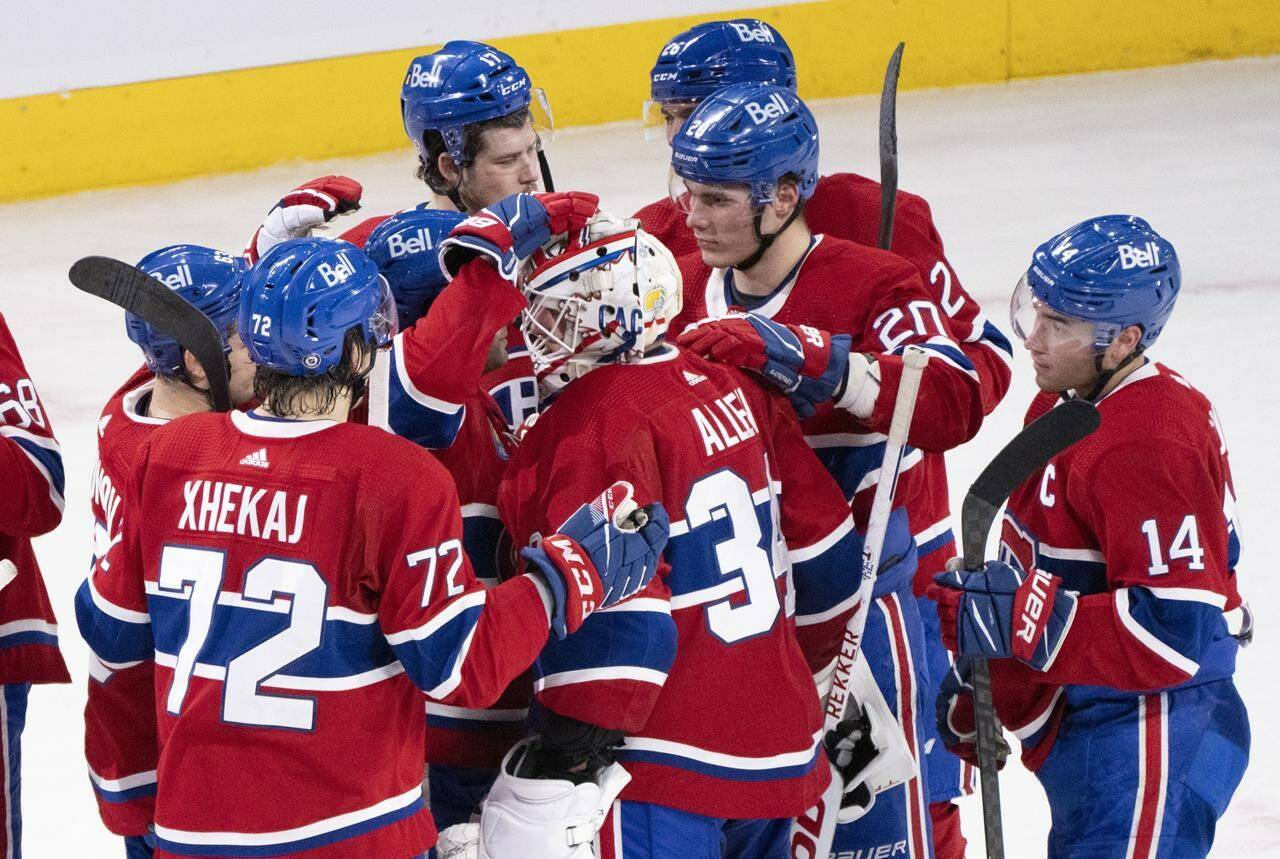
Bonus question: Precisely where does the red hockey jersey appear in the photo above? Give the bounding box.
[990,362,1246,767]
[0,314,68,685]
[675,236,981,596]
[84,366,166,835]
[76,409,556,857]
[499,346,863,820]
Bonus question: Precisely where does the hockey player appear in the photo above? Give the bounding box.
[84,245,255,857]
[0,314,70,857]
[667,82,987,856]
[74,237,668,857]
[430,211,899,858]
[930,215,1250,858]
[640,23,1011,852]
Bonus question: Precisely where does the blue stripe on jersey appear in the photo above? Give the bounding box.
[90,777,157,805]
[899,339,976,375]
[1035,553,1108,595]
[387,359,465,450]
[535,608,677,683]
[663,492,778,601]
[615,740,824,784]
[151,793,425,857]
[0,630,59,652]
[980,320,1014,357]
[810,442,914,503]
[425,711,525,732]
[75,580,153,665]
[390,602,486,694]
[1227,524,1241,570]
[11,434,65,500]
[148,594,396,679]
[1123,587,1231,677]
[792,509,914,617]
[917,527,955,561]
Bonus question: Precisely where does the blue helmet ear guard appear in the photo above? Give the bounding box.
[650,19,796,104]
[364,207,467,328]
[1022,215,1181,352]
[401,40,539,165]
[238,238,398,377]
[127,245,245,376]
[671,82,819,205]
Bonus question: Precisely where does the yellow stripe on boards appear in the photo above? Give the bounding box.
[2,0,1277,202]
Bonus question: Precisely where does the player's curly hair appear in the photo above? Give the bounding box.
[252,327,375,417]
[416,106,532,197]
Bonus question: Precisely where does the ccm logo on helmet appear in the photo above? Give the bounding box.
[1117,242,1162,270]
[745,92,791,125]
[316,252,356,287]
[729,21,775,43]
[149,264,193,290]
[385,228,437,259]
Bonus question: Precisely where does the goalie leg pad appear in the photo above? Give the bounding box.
[478,740,630,858]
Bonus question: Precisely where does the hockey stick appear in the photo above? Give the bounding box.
[958,398,1101,859]
[69,256,233,412]
[877,42,905,251]
[791,345,929,859]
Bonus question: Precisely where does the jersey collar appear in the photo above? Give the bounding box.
[704,235,823,320]
[120,379,168,425]
[231,409,340,438]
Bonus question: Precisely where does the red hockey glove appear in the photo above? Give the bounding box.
[677,312,853,418]
[439,191,599,281]
[244,175,363,263]
[521,481,669,638]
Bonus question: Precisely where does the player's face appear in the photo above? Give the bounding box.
[460,123,542,211]
[484,326,509,373]
[1020,305,1102,392]
[662,102,697,146]
[675,179,758,268]
[226,332,257,406]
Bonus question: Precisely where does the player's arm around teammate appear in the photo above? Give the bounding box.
[930,216,1250,858]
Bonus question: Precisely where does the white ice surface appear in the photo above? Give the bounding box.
[1,56,1277,856]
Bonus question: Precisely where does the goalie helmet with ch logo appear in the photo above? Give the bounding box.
[519,215,682,397]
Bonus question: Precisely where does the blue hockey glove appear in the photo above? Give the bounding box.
[522,481,669,639]
[928,560,1078,671]
[676,312,853,418]
[439,191,600,281]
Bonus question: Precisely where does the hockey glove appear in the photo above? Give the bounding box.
[244,175,363,263]
[676,312,854,419]
[439,191,600,281]
[928,560,1078,671]
[934,656,1010,770]
[522,481,668,638]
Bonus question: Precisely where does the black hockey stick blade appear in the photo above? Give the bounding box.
[877,41,905,251]
[958,397,1099,859]
[69,256,233,412]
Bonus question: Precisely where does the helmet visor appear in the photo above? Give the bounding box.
[668,171,755,218]
[1010,274,1100,352]
[530,87,554,147]
[370,275,400,348]
[642,100,697,143]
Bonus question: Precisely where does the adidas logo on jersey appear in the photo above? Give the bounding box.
[316,252,356,287]
[745,92,791,125]
[729,21,775,43]
[239,448,270,469]
[97,414,112,438]
[150,263,193,290]
[683,370,707,386]
[386,228,436,258]
[1117,241,1162,270]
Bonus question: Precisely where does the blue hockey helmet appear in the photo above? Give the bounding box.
[401,40,553,166]
[1012,215,1181,352]
[364,207,466,328]
[669,82,819,207]
[238,238,397,376]
[647,19,795,116]
[127,245,245,376]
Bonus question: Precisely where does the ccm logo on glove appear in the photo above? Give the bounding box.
[543,534,597,614]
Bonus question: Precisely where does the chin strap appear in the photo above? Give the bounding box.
[1064,346,1145,404]
[735,204,804,272]
[538,149,556,192]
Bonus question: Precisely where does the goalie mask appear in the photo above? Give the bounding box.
[520,216,682,398]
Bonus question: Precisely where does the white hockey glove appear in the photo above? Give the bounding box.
[825,647,917,823]
[833,351,880,418]
[476,739,630,858]
[243,175,363,263]
[436,821,481,859]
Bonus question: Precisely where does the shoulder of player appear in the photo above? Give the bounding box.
[633,196,677,224]
[806,234,919,283]
[816,173,934,219]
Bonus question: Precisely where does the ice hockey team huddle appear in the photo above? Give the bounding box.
[0,16,1246,859]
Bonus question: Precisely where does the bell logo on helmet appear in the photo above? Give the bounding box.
[150,263,193,290]
[729,21,775,43]
[744,92,791,125]
[405,58,445,89]
[316,252,356,287]
[1117,242,1162,270]
[385,228,436,259]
